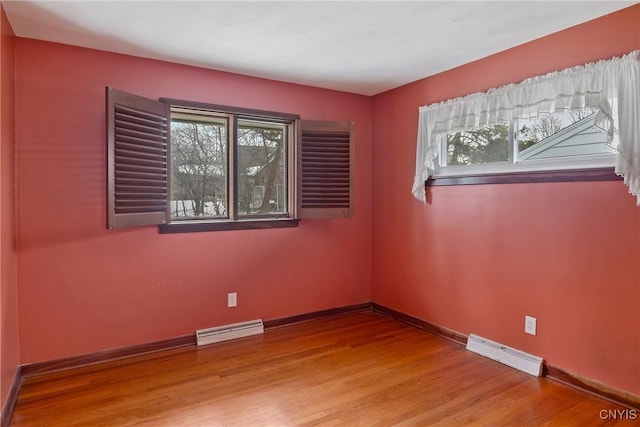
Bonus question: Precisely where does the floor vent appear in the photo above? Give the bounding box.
[466,334,543,376]
[196,319,264,346]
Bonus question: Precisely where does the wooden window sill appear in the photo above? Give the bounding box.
[159,218,299,234]
[426,167,621,187]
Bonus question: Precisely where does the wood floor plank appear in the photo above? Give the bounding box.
[9,312,632,426]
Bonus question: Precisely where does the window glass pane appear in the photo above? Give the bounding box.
[170,118,227,219]
[516,110,615,161]
[446,124,509,165]
[237,120,287,216]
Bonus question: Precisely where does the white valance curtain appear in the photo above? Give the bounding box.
[412,50,640,204]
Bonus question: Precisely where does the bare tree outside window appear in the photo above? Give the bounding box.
[170,120,227,218]
[237,122,286,215]
[516,113,564,151]
[446,124,509,165]
[516,110,597,151]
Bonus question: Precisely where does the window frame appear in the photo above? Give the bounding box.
[426,167,621,187]
[435,112,617,182]
[234,117,293,220]
[169,109,231,221]
[160,98,299,232]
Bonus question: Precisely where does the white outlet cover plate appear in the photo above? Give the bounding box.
[525,315,537,335]
[228,292,237,307]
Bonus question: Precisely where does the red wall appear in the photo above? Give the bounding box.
[0,4,18,410]
[14,39,372,364]
[371,5,640,395]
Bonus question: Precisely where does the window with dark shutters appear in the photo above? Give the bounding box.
[106,88,354,232]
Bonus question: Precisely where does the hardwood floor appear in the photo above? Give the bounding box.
[10,312,631,426]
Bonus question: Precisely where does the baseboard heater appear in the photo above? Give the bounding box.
[466,334,543,377]
[196,319,264,346]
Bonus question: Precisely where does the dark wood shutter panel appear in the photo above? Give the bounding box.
[298,120,353,219]
[107,88,169,229]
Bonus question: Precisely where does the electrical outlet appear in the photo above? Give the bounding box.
[525,315,537,335]
[227,292,237,308]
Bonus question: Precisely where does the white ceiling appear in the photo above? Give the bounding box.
[2,1,637,95]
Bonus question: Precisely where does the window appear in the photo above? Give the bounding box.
[168,106,293,222]
[236,119,288,216]
[106,88,353,231]
[439,110,616,176]
[170,112,228,219]
[412,50,639,203]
